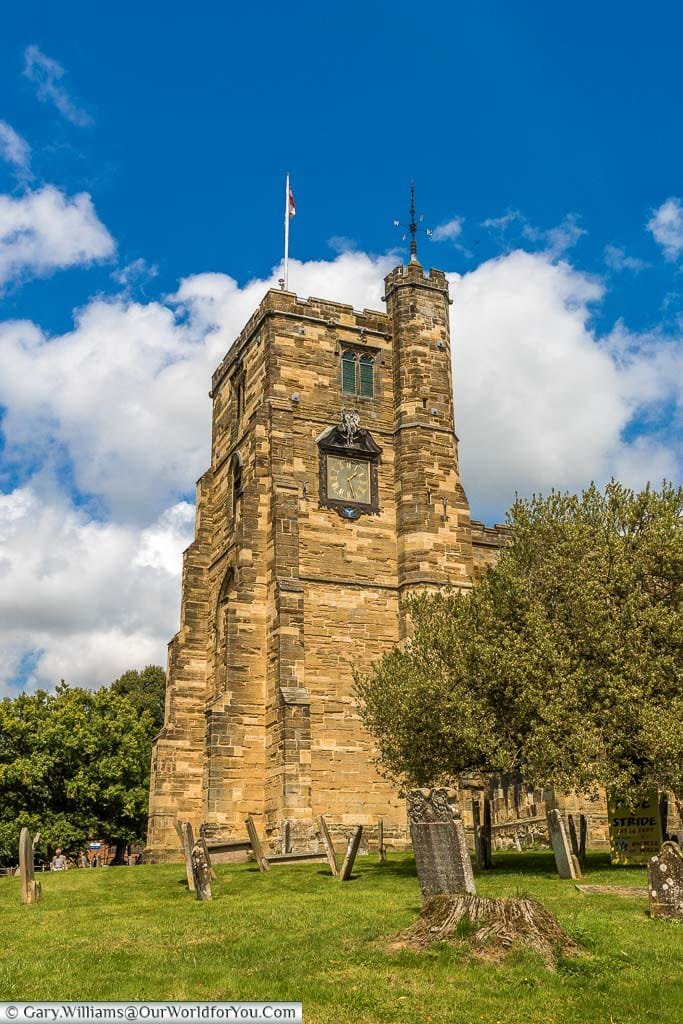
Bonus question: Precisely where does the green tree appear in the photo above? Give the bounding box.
[0,682,155,863]
[109,664,166,732]
[356,481,683,805]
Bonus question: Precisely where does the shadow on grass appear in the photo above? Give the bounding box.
[367,849,642,882]
[472,850,634,878]
[362,857,419,879]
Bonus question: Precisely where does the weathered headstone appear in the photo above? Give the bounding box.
[579,814,587,864]
[199,835,217,881]
[177,821,196,891]
[378,817,387,864]
[191,841,213,901]
[482,798,493,868]
[245,815,270,872]
[408,788,476,900]
[547,809,581,880]
[19,827,42,904]
[576,884,647,897]
[568,813,587,869]
[472,798,493,869]
[317,815,339,877]
[567,815,580,862]
[339,825,363,882]
[472,799,483,869]
[648,842,683,920]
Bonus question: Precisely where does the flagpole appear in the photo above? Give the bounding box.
[284,172,290,291]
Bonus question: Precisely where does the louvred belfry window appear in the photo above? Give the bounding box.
[359,355,374,397]
[342,350,356,394]
[341,350,374,398]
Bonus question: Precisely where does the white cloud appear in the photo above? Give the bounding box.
[0,251,392,521]
[483,211,586,259]
[0,185,114,289]
[604,244,648,273]
[523,214,586,259]
[450,249,681,520]
[0,484,194,694]
[432,217,463,242]
[647,197,683,261]
[0,246,681,690]
[23,45,92,127]
[112,257,159,288]
[482,210,523,231]
[0,121,32,182]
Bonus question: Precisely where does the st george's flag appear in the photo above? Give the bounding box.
[288,183,296,219]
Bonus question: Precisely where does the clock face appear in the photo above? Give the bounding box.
[326,456,371,504]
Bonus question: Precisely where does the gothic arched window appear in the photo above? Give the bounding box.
[341,350,356,395]
[341,350,374,398]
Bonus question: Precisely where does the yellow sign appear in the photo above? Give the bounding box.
[608,792,663,865]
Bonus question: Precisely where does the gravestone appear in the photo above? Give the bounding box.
[472,797,493,869]
[339,825,363,882]
[245,815,270,872]
[568,813,587,868]
[547,809,581,880]
[176,821,196,891]
[317,815,339,877]
[191,841,213,901]
[472,799,483,869]
[199,835,217,881]
[482,798,493,868]
[378,817,387,864]
[648,842,683,920]
[408,788,476,900]
[19,827,42,905]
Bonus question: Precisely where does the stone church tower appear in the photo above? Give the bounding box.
[146,255,505,860]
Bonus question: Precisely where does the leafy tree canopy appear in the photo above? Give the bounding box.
[109,664,166,732]
[0,665,166,863]
[356,481,683,805]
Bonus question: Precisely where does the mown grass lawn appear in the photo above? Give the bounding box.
[1,851,681,1023]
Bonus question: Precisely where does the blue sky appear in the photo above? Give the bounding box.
[2,1,683,330]
[0,1,681,691]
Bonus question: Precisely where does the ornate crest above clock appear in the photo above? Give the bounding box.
[317,410,382,519]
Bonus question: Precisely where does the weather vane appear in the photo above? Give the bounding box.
[393,180,432,263]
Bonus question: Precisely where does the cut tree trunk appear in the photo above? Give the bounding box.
[390,893,579,969]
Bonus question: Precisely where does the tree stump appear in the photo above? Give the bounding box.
[390,892,579,969]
